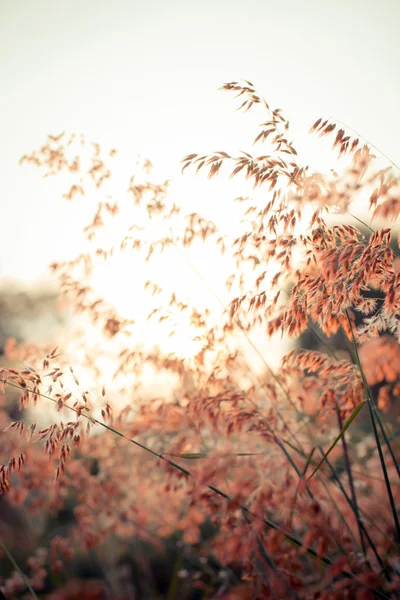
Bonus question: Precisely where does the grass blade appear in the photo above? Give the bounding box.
[308,401,366,481]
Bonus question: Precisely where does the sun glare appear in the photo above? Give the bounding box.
[60,128,363,370]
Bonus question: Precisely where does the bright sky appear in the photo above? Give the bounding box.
[1,0,399,371]
[1,0,400,279]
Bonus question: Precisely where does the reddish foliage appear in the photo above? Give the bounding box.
[1,81,400,598]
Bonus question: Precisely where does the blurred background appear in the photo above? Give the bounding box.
[1,2,400,598]
[1,0,400,365]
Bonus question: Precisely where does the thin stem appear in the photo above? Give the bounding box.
[335,403,367,559]
[0,539,39,599]
[346,311,400,544]
[308,320,400,480]
[321,447,390,580]
[367,400,400,473]
[371,406,400,481]
[281,434,398,547]
[332,118,400,172]
[171,240,310,428]
[275,437,313,502]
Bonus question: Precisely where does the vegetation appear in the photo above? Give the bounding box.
[0,80,400,598]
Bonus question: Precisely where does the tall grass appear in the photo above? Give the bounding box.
[1,81,400,599]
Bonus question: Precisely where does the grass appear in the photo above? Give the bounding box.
[1,80,400,598]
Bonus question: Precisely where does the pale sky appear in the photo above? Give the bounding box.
[1,1,399,340]
[1,0,400,280]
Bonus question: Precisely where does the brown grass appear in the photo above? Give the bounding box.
[0,80,400,599]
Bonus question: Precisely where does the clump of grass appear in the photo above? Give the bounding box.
[1,81,400,599]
